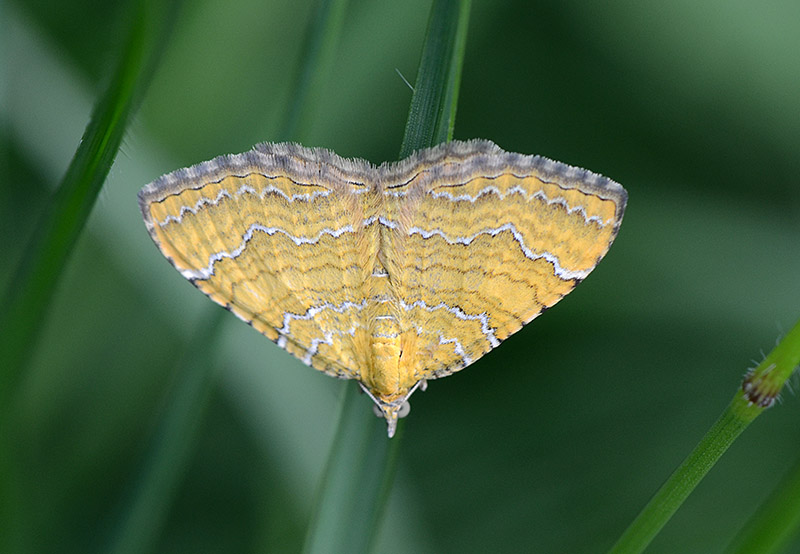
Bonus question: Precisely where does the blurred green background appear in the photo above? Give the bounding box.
[3,0,800,552]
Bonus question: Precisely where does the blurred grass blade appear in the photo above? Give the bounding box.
[278,0,349,142]
[724,452,800,554]
[302,383,404,554]
[608,317,800,554]
[0,2,7,177]
[103,1,351,553]
[400,0,471,158]
[303,1,471,552]
[0,0,180,402]
[104,309,224,554]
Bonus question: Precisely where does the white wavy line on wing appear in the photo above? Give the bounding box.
[186,215,584,281]
[276,298,368,336]
[400,299,499,348]
[278,321,361,357]
[302,331,335,365]
[159,188,233,227]
[427,185,613,227]
[407,223,588,280]
[157,183,337,227]
[438,334,472,365]
[181,221,363,280]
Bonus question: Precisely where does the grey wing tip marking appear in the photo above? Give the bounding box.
[139,157,230,205]
[491,143,628,226]
[139,137,628,229]
[511,151,626,205]
[251,141,377,176]
[139,142,377,206]
[137,186,154,229]
[137,142,379,235]
[378,138,627,220]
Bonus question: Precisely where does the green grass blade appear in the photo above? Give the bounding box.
[724,453,800,554]
[101,1,351,552]
[278,0,349,142]
[608,317,800,554]
[104,309,224,554]
[302,1,471,552]
[0,2,7,180]
[0,3,179,552]
[400,0,471,157]
[302,383,404,554]
[0,0,180,403]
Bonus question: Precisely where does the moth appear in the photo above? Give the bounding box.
[139,140,627,436]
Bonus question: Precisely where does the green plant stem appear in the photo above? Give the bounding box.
[0,0,180,404]
[400,0,471,158]
[609,394,759,554]
[608,317,800,554]
[302,384,404,554]
[302,1,471,552]
[725,453,800,554]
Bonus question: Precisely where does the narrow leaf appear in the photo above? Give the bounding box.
[608,317,800,554]
[303,1,471,552]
